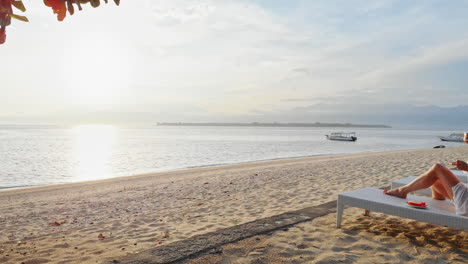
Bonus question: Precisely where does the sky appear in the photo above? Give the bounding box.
[1,0,468,129]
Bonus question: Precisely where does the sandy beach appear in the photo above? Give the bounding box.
[185,210,467,264]
[0,146,467,263]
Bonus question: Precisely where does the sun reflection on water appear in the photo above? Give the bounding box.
[71,124,116,182]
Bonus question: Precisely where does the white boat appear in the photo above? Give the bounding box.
[438,133,464,142]
[326,132,357,141]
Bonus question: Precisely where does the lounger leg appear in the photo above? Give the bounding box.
[336,199,344,228]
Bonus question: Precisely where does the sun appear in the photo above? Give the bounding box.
[63,36,132,108]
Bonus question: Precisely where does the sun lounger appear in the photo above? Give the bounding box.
[451,169,468,179]
[391,170,468,196]
[336,187,468,230]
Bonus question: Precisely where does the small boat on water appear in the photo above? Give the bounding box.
[438,133,464,142]
[326,132,357,141]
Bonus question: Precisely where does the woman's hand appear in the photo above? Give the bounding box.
[451,160,468,171]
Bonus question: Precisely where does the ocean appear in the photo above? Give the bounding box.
[0,125,464,189]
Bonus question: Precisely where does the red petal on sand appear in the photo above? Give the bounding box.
[49,221,61,226]
[98,233,105,239]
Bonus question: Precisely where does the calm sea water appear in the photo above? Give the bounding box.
[0,125,464,189]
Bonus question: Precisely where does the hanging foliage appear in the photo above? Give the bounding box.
[0,0,120,44]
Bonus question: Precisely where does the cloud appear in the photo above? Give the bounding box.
[358,38,468,85]
[1,0,468,127]
[245,103,468,129]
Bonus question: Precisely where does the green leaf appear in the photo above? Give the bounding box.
[11,1,27,12]
[10,14,29,22]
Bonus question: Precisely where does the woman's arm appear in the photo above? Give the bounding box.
[452,160,468,171]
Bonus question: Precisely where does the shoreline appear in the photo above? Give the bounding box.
[0,145,467,263]
[0,152,336,192]
[0,145,462,193]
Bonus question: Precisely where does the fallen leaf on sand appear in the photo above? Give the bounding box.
[49,221,63,226]
[203,182,209,184]
[98,233,105,240]
[197,203,203,206]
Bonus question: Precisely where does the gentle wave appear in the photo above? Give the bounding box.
[0,126,463,189]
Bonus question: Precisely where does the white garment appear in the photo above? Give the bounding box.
[452,182,468,216]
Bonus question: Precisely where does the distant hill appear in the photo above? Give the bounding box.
[157,122,391,128]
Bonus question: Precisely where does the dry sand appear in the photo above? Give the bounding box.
[0,146,467,263]
[185,210,467,264]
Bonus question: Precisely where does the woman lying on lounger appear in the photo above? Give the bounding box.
[384,159,468,216]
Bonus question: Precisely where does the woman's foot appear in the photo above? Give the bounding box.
[383,188,407,198]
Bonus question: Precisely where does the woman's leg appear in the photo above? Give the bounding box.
[431,180,450,200]
[385,163,460,199]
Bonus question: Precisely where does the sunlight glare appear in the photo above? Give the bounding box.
[64,36,132,108]
[71,124,117,182]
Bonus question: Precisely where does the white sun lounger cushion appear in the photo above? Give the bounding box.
[336,187,468,230]
[452,169,468,179]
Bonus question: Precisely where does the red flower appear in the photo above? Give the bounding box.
[0,0,27,44]
[0,26,6,44]
[1,0,121,44]
[44,0,67,21]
